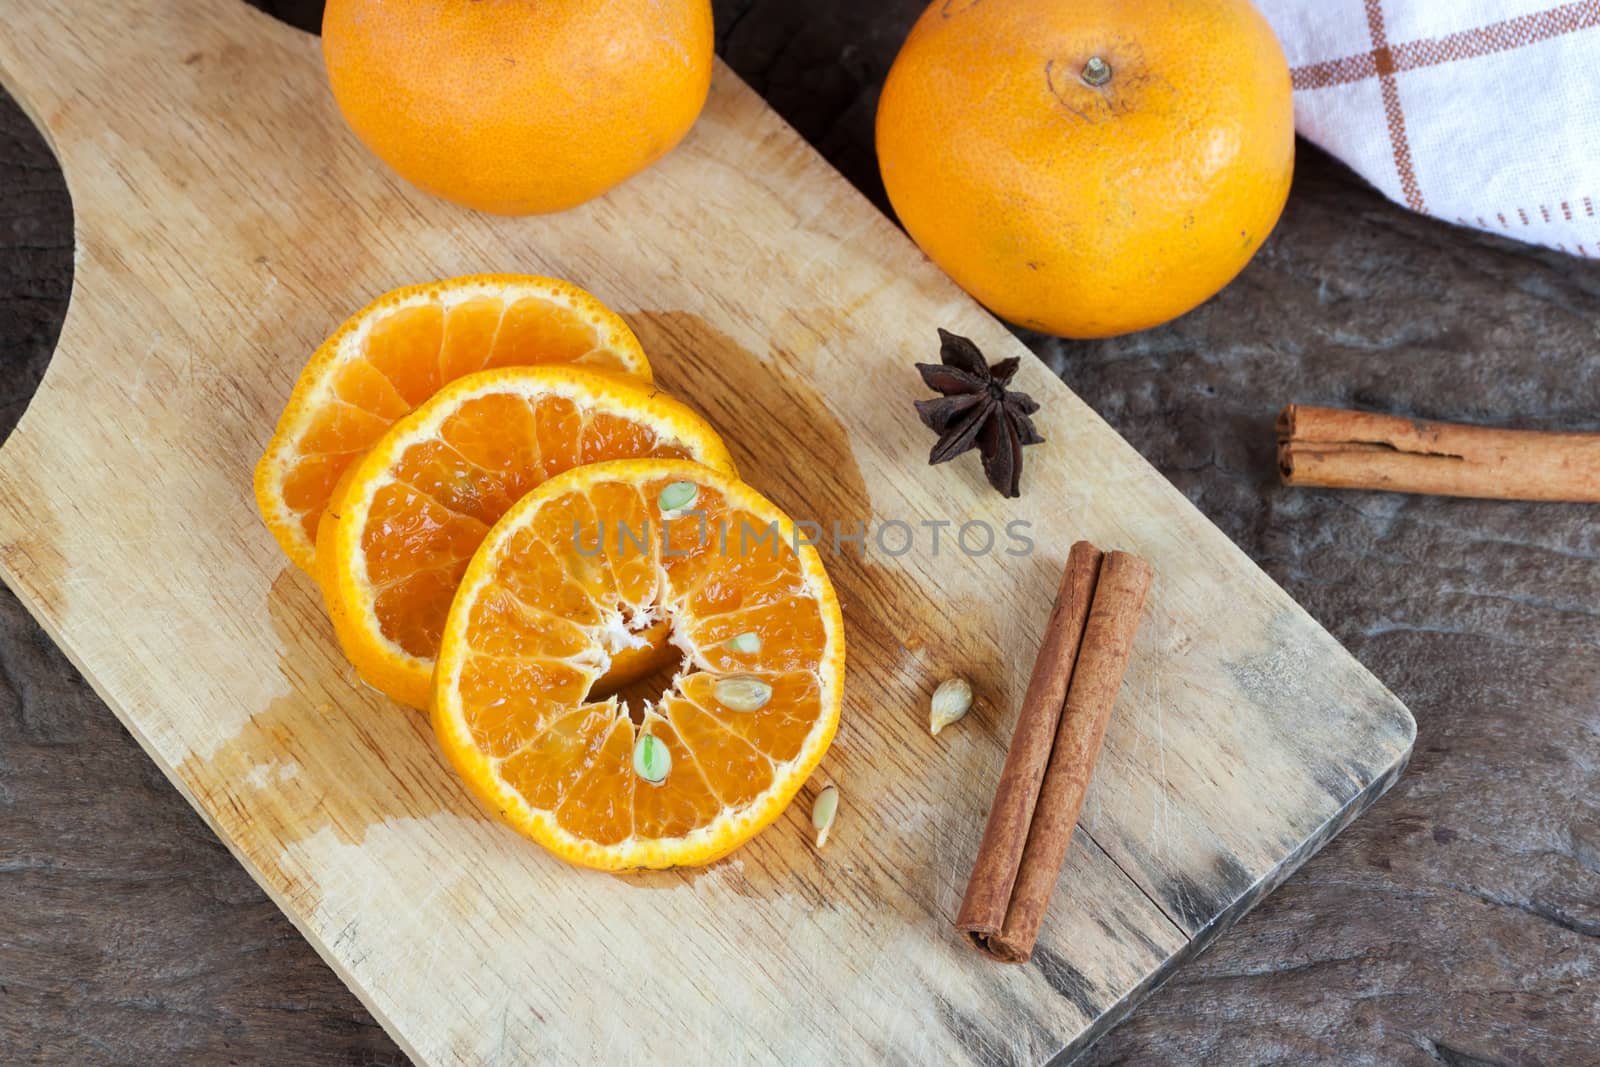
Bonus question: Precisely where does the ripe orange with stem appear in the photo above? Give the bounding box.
[876,0,1294,338]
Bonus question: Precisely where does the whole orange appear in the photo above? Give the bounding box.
[322,0,713,215]
[876,0,1294,338]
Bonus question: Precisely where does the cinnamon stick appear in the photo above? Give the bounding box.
[955,541,1101,948]
[1277,404,1600,502]
[956,542,1153,963]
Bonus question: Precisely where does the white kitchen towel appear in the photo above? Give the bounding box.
[1253,0,1600,255]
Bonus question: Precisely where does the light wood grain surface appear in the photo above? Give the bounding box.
[0,1,1414,1063]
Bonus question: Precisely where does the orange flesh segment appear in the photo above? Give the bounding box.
[332,358,412,419]
[301,403,394,455]
[630,716,725,838]
[373,564,468,659]
[366,303,446,406]
[532,396,584,478]
[490,298,598,367]
[498,704,617,810]
[553,717,636,846]
[283,452,360,544]
[588,481,659,609]
[685,597,827,674]
[663,699,775,808]
[437,297,504,382]
[438,393,543,491]
[676,670,822,764]
[465,588,593,662]
[361,482,487,586]
[450,472,833,852]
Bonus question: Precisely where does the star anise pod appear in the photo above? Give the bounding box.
[914,329,1044,498]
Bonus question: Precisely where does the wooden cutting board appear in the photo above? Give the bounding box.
[0,2,1415,1063]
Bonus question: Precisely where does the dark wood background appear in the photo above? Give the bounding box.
[3,2,1597,1064]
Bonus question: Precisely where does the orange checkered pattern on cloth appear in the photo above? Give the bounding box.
[1256,0,1600,255]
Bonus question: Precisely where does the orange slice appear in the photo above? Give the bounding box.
[255,274,650,573]
[433,458,845,870]
[316,366,734,710]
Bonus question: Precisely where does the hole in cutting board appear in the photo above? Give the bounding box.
[244,0,323,34]
[0,89,72,449]
[0,0,338,455]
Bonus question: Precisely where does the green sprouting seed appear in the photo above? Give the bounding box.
[633,732,671,784]
[658,481,698,513]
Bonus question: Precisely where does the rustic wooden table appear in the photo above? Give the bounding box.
[2,3,1596,1064]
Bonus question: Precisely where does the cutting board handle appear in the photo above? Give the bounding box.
[0,0,333,461]
[0,0,310,167]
